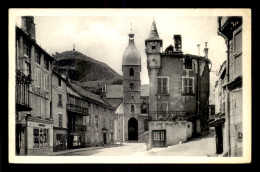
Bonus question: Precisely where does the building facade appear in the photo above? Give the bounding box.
[210,61,227,155]
[216,16,243,157]
[52,72,68,151]
[16,16,55,155]
[120,32,151,142]
[145,20,211,148]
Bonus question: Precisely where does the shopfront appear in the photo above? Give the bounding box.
[26,118,53,155]
[53,128,67,152]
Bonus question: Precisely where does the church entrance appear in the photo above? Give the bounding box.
[128,117,138,141]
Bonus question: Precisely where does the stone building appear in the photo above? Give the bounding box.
[210,60,227,155]
[216,16,243,157]
[145,20,211,148]
[67,82,115,147]
[15,16,55,155]
[52,72,68,151]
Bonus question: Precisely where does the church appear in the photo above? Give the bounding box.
[103,20,211,147]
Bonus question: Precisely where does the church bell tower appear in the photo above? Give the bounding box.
[122,31,141,142]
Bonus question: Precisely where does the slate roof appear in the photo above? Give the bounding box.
[106,85,123,98]
[115,103,124,115]
[68,82,113,109]
[106,84,149,98]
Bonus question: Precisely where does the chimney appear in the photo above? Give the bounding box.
[174,35,182,52]
[21,16,36,40]
[204,42,209,58]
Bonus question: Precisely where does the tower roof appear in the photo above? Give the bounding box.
[122,33,141,66]
[148,20,160,39]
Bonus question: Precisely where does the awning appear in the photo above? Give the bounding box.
[209,118,226,127]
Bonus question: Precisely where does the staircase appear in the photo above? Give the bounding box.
[138,131,149,143]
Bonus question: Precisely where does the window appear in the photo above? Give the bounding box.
[58,114,63,128]
[23,41,30,57]
[86,116,90,126]
[131,105,135,112]
[141,104,148,114]
[182,78,194,95]
[234,54,242,77]
[58,77,62,87]
[130,83,134,90]
[144,119,149,131]
[95,116,99,128]
[33,128,49,148]
[234,30,242,54]
[184,58,192,69]
[35,50,41,64]
[157,77,168,94]
[131,95,134,101]
[44,74,49,91]
[130,68,134,76]
[104,107,106,112]
[157,102,168,112]
[44,56,49,70]
[36,69,41,87]
[58,94,62,107]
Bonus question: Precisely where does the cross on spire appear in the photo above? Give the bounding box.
[130,22,132,33]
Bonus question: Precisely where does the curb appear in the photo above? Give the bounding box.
[34,144,122,156]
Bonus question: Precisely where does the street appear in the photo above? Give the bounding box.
[57,129,216,156]
[58,142,147,156]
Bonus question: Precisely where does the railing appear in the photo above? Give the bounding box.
[68,124,87,131]
[16,70,30,107]
[66,104,89,115]
[148,111,188,121]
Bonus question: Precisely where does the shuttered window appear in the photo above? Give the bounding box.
[157,102,168,112]
[157,78,168,94]
[58,114,62,128]
[183,78,194,95]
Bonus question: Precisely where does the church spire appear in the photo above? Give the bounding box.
[148,19,160,39]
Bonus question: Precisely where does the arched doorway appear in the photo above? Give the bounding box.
[128,117,138,140]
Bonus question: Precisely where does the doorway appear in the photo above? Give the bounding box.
[152,130,166,147]
[128,117,138,140]
[215,125,223,154]
[103,132,107,144]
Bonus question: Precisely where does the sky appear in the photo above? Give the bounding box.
[16,14,227,86]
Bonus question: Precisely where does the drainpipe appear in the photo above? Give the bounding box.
[217,18,231,156]
[226,40,231,156]
[197,58,200,135]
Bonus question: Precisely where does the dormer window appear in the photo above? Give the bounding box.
[184,58,192,69]
[130,68,134,76]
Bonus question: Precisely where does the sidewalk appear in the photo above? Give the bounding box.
[33,143,122,156]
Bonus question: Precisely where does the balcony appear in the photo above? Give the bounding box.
[66,104,89,115]
[16,70,31,111]
[148,111,188,121]
[68,124,87,132]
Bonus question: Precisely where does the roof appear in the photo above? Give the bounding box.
[68,82,113,109]
[122,34,141,66]
[106,85,123,98]
[105,84,149,98]
[115,103,124,115]
[16,26,55,61]
[147,20,160,39]
[140,84,149,97]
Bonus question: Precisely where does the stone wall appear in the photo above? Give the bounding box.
[149,121,192,148]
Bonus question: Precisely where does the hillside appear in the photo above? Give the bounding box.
[53,50,123,94]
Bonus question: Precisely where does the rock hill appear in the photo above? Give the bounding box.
[53,50,123,94]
